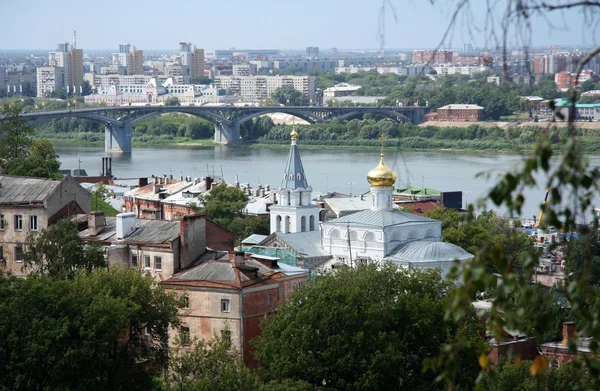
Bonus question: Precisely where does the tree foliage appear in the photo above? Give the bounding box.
[270,85,309,106]
[254,263,486,390]
[0,102,61,177]
[23,219,107,279]
[200,184,248,225]
[0,268,180,391]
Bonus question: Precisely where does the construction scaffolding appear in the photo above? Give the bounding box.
[240,246,299,267]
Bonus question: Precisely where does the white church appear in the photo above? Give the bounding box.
[254,128,473,275]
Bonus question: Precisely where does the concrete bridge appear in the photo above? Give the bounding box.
[7,105,428,153]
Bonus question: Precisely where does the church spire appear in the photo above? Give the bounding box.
[280,125,309,190]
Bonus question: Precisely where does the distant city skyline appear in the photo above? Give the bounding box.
[1,0,597,51]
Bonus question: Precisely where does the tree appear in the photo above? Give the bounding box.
[191,76,213,85]
[254,263,485,390]
[0,268,180,391]
[0,102,34,172]
[23,219,107,279]
[164,328,260,391]
[165,96,181,106]
[270,85,309,106]
[92,182,111,211]
[81,79,93,96]
[199,184,248,227]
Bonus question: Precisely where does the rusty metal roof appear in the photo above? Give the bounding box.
[79,216,180,245]
[0,175,63,205]
[124,179,193,201]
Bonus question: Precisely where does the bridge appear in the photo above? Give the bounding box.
[7,105,428,153]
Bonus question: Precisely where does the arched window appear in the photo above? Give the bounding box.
[390,231,401,242]
[301,216,306,232]
[349,231,358,240]
[284,216,290,233]
[365,232,376,242]
[330,229,341,238]
[425,228,436,238]
[287,191,291,206]
[408,230,418,240]
[276,215,282,232]
[309,215,315,231]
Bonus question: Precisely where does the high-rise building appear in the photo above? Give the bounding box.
[66,48,84,92]
[215,75,316,103]
[129,50,144,74]
[119,43,131,53]
[112,44,144,75]
[44,41,83,94]
[177,42,204,82]
[306,46,319,58]
[36,66,65,98]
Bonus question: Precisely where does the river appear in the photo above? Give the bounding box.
[54,144,600,221]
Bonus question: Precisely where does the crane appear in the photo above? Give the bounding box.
[534,189,550,229]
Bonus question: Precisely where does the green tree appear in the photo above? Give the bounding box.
[81,79,93,96]
[270,85,309,106]
[92,182,111,211]
[563,234,600,285]
[191,76,213,85]
[165,96,181,106]
[0,268,180,391]
[23,219,107,279]
[254,263,485,390]
[0,102,34,172]
[199,184,248,227]
[164,328,260,391]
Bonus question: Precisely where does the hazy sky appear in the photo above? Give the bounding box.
[1,0,597,51]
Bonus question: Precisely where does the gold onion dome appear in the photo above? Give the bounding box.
[367,154,397,187]
[290,127,298,140]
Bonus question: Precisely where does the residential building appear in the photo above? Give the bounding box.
[205,49,279,60]
[540,322,591,367]
[79,212,213,281]
[111,43,144,75]
[161,251,309,367]
[215,75,316,103]
[47,41,84,93]
[555,100,600,121]
[554,70,597,90]
[430,104,485,122]
[232,64,257,76]
[306,46,319,57]
[412,50,453,64]
[36,66,64,97]
[433,64,489,76]
[335,64,431,76]
[177,42,205,82]
[0,175,92,276]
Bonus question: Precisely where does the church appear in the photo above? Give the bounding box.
[253,128,473,276]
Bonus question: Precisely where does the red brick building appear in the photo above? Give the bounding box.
[435,104,485,122]
[540,322,592,367]
[412,50,453,64]
[452,54,493,66]
[161,251,308,367]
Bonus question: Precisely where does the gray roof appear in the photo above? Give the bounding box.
[272,230,330,258]
[0,176,62,205]
[241,234,269,245]
[331,209,437,227]
[388,240,473,263]
[171,258,286,283]
[280,141,309,190]
[80,216,180,245]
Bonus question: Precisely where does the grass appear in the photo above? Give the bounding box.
[91,194,120,216]
[499,113,530,121]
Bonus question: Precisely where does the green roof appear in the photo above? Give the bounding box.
[395,186,441,195]
[554,99,600,108]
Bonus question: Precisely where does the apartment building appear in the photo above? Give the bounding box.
[36,66,65,97]
[215,75,316,102]
[412,50,453,64]
[0,175,92,276]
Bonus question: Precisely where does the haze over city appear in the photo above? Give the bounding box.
[1,0,596,50]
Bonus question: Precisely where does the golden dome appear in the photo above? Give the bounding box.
[367,154,397,187]
[290,127,298,140]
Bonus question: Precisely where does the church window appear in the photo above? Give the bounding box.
[301,216,306,232]
[276,215,282,232]
[284,216,290,233]
[330,229,340,238]
[309,215,315,231]
[349,231,358,240]
[287,191,291,206]
[365,232,376,242]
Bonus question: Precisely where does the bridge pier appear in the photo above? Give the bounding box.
[105,122,132,153]
[214,122,240,144]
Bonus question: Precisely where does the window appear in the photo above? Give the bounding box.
[179,326,191,345]
[221,299,230,312]
[29,216,38,231]
[154,256,162,271]
[0,246,3,261]
[181,295,189,308]
[14,215,22,231]
[266,293,272,308]
[144,255,150,269]
[15,246,23,262]
[131,254,138,267]
[0,215,4,231]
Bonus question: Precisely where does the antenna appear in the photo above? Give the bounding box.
[73,30,76,50]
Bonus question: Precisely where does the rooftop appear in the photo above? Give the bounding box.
[330,209,437,228]
[438,104,484,110]
[79,216,180,245]
[0,175,63,205]
[125,178,193,201]
[389,240,474,263]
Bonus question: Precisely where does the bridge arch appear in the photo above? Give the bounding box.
[20,112,123,127]
[126,108,231,126]
[235,109,327,126]
[336,109,412,123]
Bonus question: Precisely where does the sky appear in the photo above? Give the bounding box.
[0,0,597,51]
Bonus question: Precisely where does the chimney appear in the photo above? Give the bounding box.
[169,174,173,181]
[179,175,183,181]
[116,212,136,239]
[206,176,212,191]
[194,177,199,185]
[230,251,245,267]
[138,177,148,187]
[562,321,576,345]
[87,211,105,234]
[154,184,162,194]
